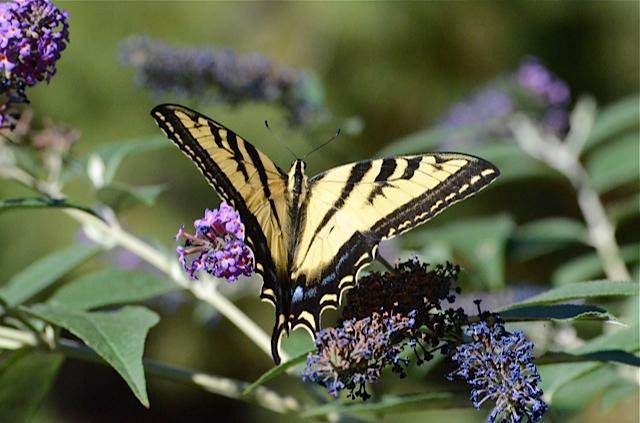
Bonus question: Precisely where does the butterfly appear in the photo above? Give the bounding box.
[151,104,500,363]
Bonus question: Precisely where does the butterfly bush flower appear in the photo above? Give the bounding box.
[438,56,571,148]
[0,0,69,128]
[175,202,254,282]
[449,321,548,423]
[302,311,418,400]
[120,36,322,125]
[302,260,468,399]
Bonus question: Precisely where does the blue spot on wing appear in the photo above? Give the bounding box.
[292,286,304,303]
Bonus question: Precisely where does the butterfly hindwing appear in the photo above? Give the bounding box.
[151,105,291,350]
[287,153,499,332]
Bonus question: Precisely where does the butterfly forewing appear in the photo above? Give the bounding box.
[151,104,290,309]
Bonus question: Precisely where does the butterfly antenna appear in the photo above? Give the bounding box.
[265,120,298,161]
[303,128,341,160]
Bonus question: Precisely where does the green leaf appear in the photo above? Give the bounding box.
[0,244,101,309]
[96,183,166,211]
[378,126,478,156]
[552,243,639,285]
[48,269,178,311]
[536,350,640,367]
[607,193,640,225]
[586,132,640,193]
[0,351,64,422]
[0,197,103,221]
[601,380,639,411]
[63,136,170,184]
[409,214,514,289]
[27,304,159,407]
[550,365,621,412]
[540,327,639,401]
[467,142,551,185]
[501,280,639,309]
[500,304,612,321]
[302,392,459,418]
[510,217,588,260]
[243,349,311,395]
[584,95,640,150]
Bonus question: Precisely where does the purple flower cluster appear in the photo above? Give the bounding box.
[440,87,514,131]
[301,310,418,400]
[516,58,570,133]
[303,260,468,400]
[175,202,254,282]
[438,57,571,147]
[0,0,69,128]
[120,36,321,125]
[449,321,548,423]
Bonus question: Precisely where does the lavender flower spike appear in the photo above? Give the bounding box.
[0,0,69,128]
[450,321,548,423]
[175,202,254,282]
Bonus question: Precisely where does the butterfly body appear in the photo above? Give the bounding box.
[151,104,500,363]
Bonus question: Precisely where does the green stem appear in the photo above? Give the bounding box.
[63,208,281,361]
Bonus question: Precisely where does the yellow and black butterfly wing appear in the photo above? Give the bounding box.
[151,105,291,356]
[287,153,499,334]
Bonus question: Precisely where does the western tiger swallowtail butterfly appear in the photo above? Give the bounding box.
[152,104,499,363]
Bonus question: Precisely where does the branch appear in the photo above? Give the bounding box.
[0,326,301,414]
[0,160,282,361]
[63,208,280,360]
[510,102,631,281]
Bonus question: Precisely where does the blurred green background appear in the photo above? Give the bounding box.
[0,1,638,422]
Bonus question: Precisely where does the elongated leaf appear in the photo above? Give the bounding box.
[467,142,551,184]
[63,136,170,184]
[607,193,640,224]
[97,183,166,211]
[502,280,638,309]
[0,244,101,309]
[586,133,640,193]
[48,270,178,311]
[584,95,640,150]
[27,304,159,407]
[537,350,640,367]
[510,217,588,260]
[540,327,639,401]
[0,351,64,422]
[243,349,311,396]
[500,304,612,321]
[601,380,638,411]
[513,217,588,244]
[302,392,459,417]
[552,243,639,285]
[0,197,103,221]
[378,126,481,156]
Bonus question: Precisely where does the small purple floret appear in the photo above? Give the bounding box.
[175,202,254,282]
